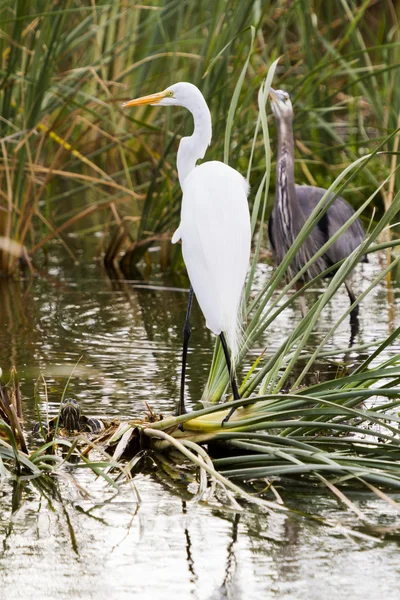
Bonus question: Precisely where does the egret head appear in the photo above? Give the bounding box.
[269,88,293,121]
[123,82,212,186]
[123,82,205,110]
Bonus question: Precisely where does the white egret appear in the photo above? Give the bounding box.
[123,82,251,419]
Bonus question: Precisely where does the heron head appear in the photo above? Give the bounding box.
[123,82,205,109]
[269,88,293,120]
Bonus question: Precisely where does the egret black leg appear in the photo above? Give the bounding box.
[178,286,194,416]
[220,332,241,425]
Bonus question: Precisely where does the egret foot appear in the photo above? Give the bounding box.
[222,404,238,425]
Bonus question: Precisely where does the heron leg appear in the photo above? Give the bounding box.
[299,294,307,318]
[296,281,307,317]
[345,280,358,312]
[178,286,194,417]
[220,332,241,425]
[345,280,359,343]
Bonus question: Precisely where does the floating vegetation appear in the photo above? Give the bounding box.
[2,343,399,540]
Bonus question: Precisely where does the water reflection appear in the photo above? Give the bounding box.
[3,473,400,600]
[0,249,399,599]
[0,253,398,421]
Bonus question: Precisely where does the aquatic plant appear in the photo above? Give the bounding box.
[111,60,400,521]
[1,2,400,535]
[2,311,400,534]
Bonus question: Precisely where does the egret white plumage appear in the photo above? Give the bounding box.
[123,82,251,419]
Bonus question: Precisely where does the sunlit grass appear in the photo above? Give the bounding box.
[1,1,399,275]
[0,0,260,274]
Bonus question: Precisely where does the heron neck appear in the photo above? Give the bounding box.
[177,98,212,186]
[275,116,301,226]
[276,117,295,190]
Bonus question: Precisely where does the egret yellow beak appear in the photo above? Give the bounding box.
[268,87,279,103]
[122,90,169,108]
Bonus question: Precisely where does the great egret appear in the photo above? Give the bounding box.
[268,88,365,322]
[123,82,251,419]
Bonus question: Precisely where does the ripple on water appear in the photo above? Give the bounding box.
[0,251,399,599]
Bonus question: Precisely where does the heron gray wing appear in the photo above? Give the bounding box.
[295,185,365,264]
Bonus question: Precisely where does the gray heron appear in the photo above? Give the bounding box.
[268,88,366,323]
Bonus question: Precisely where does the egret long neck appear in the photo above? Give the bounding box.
[275,116,301,236]
[177,98,212,186]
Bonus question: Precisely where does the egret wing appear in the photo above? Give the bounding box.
[177,161,251,354]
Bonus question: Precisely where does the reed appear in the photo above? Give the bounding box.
[203,56,400,403]
[1,1,399,274]
[0,0,261,274]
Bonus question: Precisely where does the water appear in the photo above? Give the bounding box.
[0,244,399,599]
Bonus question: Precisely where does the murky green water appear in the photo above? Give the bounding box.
[0,242,399,599]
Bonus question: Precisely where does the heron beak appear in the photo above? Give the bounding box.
[122,90,169,108]
[268,87,279,103]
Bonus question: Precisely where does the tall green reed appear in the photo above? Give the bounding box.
[203,53,400,404]
[0,0,263,275]
[1,1,399,276]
